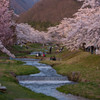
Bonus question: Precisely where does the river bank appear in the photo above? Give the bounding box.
[15,57,89,100]
[0,43,100,100]
[12,43,100,100]
[0,44,57,100]
[0,59,57,100]
[40,49,100,100]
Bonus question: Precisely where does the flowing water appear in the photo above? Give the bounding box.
[15,57,89,100]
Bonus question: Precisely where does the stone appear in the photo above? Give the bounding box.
[0,86,7,93]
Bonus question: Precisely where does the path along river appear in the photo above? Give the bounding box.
[15,52,89,100]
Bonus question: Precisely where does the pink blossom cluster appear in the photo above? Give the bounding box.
[0,0,16,57]
[16,0,100,54]
[16,23,51,45]
[46,0,100,53]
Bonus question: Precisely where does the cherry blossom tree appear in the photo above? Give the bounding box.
[46,0,100,53]
[0,0,16,58]
[16,0,100,54]
[16,23,51,45]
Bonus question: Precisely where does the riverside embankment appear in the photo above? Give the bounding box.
[41,50,100,100]
[15,55,90,100]
[0,56,56,100]
[0,44,99,100]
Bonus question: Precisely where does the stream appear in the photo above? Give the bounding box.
[15,52,89,100]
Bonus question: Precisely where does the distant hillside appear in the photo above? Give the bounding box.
[18,0,82,24]
[10,0,39,14]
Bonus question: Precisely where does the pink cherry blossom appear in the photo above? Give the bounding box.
[0,0,16,58]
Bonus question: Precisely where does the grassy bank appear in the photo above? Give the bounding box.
[41,49,100,100]
[0,59,56,100]
[10,43,43,57]
[0,43,44,59]
[1,43,100,100]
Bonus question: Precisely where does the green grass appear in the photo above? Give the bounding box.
[41,49,100,100]
[6,43,43,57]
[57,82,100,100]
[1,43,100,100]
[0,60,56,100]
